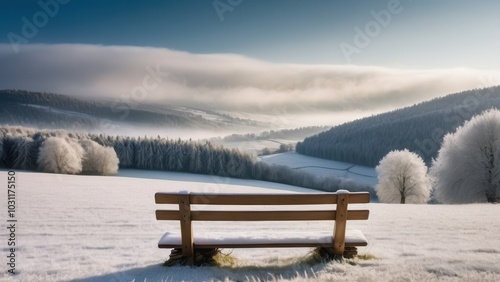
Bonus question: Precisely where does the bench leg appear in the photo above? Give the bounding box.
[333,193,349,256]
[316,246,358,261]
[164,248,220,267]
[179,194,194,265]
[343,246,358,259]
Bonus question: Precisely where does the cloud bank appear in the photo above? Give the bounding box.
[1,44,499,119]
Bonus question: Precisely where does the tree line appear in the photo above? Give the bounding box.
[0,126,374,195]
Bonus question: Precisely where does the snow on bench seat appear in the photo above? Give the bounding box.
[158,229,368,249]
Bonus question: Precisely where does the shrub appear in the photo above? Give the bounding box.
[38,137,84,174]
[80,139,119,175]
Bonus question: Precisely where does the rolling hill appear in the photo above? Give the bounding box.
[0,89,263,131]
[297,86,500,166]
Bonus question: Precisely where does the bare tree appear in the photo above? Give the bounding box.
[430,109,500,203]
[376,149,431,204]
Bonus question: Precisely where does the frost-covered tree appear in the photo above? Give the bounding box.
[1,137,16,168]
[11,137,35,170]
[376,149,431,204]
[120,137,136,168]
[151,139,164,170]
[80,139,119,175]
[38,137,84,174]
[188,143,203,173]
[174,141,185,171]
[0,138,4,168]
[136,138,153,169]
[30,133,45,170]
[115,136,137,168]
[430,109,500,203]
[200,144,213,174]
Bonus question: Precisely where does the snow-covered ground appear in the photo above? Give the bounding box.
[216,140,295,156]
[261,152,377,187]
[1,170,499,281]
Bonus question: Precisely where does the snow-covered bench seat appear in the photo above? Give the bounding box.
[155,190,370,265]
[158,229,368,249]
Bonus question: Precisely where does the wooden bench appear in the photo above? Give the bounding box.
[155,190,370,265]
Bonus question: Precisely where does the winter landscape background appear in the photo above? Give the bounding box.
[2,1,500,281]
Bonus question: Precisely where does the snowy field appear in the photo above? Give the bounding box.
[261,152,377,187]
[1,170,499,282]
[216,139,296,156]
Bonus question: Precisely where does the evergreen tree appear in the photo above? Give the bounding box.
[1,137,16,168]
[11,137,35,170]
[151,139,164,170]
[188,143,203,173]
[136,138,153,169]
[173,140,184,171]
[0,137,4,168]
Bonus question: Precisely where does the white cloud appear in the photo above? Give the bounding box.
[1,44,499,118]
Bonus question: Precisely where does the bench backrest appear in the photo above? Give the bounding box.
[155,190,370,260]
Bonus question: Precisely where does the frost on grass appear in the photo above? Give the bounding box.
[1,171,499,282]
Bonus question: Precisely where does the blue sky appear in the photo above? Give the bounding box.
[1,1,500,125]
[1,0,499,68]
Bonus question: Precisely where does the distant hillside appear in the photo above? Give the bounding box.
[0,90,261,131]
[296,86,500,166]
[210,126,331,143]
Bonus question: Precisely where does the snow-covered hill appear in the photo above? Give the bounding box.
[0,170,499,281]
[297,86,500,167]
[261,152,377,187]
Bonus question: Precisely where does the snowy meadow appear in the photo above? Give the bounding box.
[1,170,499,281]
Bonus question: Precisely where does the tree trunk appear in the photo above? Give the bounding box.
[486,184,496,203]
[486,147,496,203]
[400,177,406,204]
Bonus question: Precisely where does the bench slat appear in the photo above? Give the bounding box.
[155,192,370,205]
[156,209,369,221]
[159,241,368,249]
[158,230,368,249]
[193,210,335,221]
[156,210,180,220]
